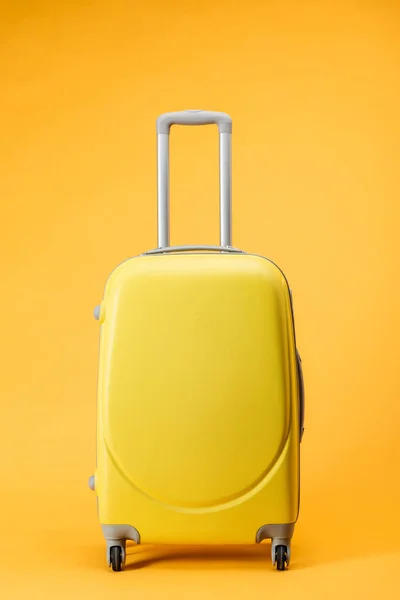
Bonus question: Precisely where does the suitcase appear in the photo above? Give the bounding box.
[89,110,305,572]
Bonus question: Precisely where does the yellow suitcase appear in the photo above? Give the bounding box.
[89,110,304,572]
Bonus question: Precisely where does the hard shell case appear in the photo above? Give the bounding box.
[89,110,304,572]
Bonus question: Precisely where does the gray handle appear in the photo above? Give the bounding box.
[142,245,243,255]
[156,109,233,248]
[156,110,232,134]
[296,350,305,442]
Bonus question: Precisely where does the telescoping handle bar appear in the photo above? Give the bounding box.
[156,110,233,248]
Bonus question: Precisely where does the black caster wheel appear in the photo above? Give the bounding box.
[275,545,288,571]
[110,546,123,572]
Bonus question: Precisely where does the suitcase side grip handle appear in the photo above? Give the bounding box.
[156,110,232,134]
[296,350,305,442]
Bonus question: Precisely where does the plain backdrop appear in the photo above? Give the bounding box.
[0,0,399,598]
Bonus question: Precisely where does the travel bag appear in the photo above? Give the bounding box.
[89,110,305,571]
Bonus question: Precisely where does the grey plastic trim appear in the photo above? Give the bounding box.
[102,524,141,567]
[296,351,305,441]
[93,305,101,320]
[156,110,232,248]
[157,133,169,248]
[88,475,95,491]
[102,524,141,544]
[142,245,244,256]
[219,132,232,247]
[255,523,295,544]
[256,523,295,566]
[156,110,232,134]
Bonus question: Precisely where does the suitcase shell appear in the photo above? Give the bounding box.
[90,110,304,570]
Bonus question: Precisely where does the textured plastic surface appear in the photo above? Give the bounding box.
[94,252,300,545]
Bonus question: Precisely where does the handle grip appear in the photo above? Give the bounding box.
[156,110,232,135]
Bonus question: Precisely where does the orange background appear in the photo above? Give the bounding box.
[1,0,399,598]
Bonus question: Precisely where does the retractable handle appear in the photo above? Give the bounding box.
[156,110,233,248]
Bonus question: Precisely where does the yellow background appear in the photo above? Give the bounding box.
[1,0,399,598]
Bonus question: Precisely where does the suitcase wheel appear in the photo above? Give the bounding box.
[109,546,123,572]
[275,545,289,571]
